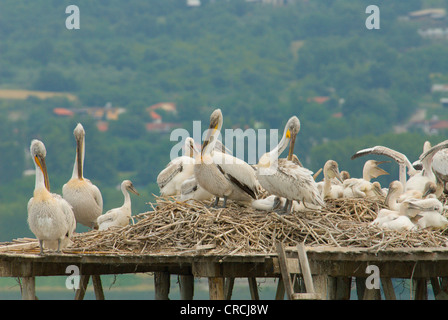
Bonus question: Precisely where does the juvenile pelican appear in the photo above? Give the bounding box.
[257,116,325,214]
[157,137,197,197]
[351,146,417,186]
[63,123,103,229]
[97,180,139,231]
[406,139,448,197]
[179,175,214,202]
[27,140,76,254]
[194,109,260,208]
[320,160,343,200]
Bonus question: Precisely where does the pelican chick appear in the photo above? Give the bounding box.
[27,140,76,254]
[414,211,448,230]
[63,123,103,229]
[194,109,260,208]
[320,160,343,200]
[257,116,324,214]
[157,137,196,197]
[179,175,214,202]
[97,180,139,231]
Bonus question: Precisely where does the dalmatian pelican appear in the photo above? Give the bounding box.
[27,140,76,254]
[63,123,103,229]
[194,109,260,208]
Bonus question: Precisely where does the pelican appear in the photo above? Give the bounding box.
[431,148,448,193]
[405,140,448,197]
[194,109,261,207]
[380,215,417,232]
[319,160,343,200]
[97,180,139,231]
[351,146,417,186]
[257,116,325,214]
[27,140,76,254]
[63,123,103,229]
[179,175,214,202]
[341,160,388,199]
[157,137,196,197]
[414,211,448,230]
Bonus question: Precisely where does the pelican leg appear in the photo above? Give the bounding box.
[56,239,61,253]
[272,197,282,210]
[221,196,228,208]
[213,197,220,208]
[275,199,290,215]
[38,240,44,255]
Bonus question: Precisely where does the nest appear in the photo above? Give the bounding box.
[69,196,448,255]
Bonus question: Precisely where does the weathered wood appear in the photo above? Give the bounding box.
[208,277,224,300]
[248,277,259,300]
[296,243,315,294]
[21,277,36,300]
[355,277,366,300]
[381,278,396,300]
[154,272,170,300]
[0,242,39,252]
[92,275,105,300]
[275,277,285,300]
[363,287,381,300]
[313,275,328,300]
[275,242,294,300]
[335,277,351,300]
[224,277,235,300]
[74,275,90,300]
[414,279,428,300]
[179,275,194,300]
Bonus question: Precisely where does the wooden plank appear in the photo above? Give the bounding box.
[208,277,224,300]
[154,272,170,300]
[0,242,39,252]
[275,277,285,300]
[414,279,428,300]
[74,275,90,300]
[248,277,259,300]
[335,277,351,300]
[179,275,194,300]
[381,278,396,300]
[275,242,294,300]
[297,243,315,294]
[313,275,328,300]
[92,275,105,300]
[224,277,235,300]
[21,277,36,300]
[291,293,321,300]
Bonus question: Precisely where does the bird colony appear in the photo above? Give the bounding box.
[25,109,448,255]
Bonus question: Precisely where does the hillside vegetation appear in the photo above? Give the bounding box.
[1,0,448,240]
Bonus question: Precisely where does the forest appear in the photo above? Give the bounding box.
[1,0,448,240]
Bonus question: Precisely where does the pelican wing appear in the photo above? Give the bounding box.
[157,157,190,189]
[351,146,416,175]
[213,152,259,199]
[420,139,448,163]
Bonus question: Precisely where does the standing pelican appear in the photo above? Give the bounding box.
[27,140,76,254]
[97,180,139,231]
[157,137,196,197]
[257,116,325,214]
[194,109,260,208]
[63,123,103,229]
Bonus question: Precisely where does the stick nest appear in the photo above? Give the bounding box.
[69,196,448,255]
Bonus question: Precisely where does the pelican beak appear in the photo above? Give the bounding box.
[76,135,84,180]
[287,130,296,161]
[35,155,50,191]
[129,185,140,196]
[333,169,343,183]
[201,125,217,157]
[422,187,432,198]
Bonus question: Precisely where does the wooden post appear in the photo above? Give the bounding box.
[248,277,259,300]
[154,272,170,300]
[21,277,36,300]
[208,277,225,300]
[313,275,328,300]
[179,275,194,300]
[275,277,285,300]
[275,242,294,300]
[74,275,90,300]
[381,278,396,300]
[414,279,428,300]
[355,277,366,300]
[92,275,105,300]
[224,277,235,300]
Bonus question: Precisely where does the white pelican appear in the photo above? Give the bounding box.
[194,109,261,208]
[351,146,417,186]
[27,140,76,254]
[341,160,388,199]
[405,140,448,197]
[157,137,196,197]
[179,175,214,202]
[414,211,448,230]
[257,116,325,214]
[97,180,139,231]
[380,215,417,232]
[319,160,343,200]
[63,123,103,229]
[431,148,448,193]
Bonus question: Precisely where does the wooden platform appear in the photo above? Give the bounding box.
[2,242,448,300]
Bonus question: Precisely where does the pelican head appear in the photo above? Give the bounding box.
[422,181,437,198]
[364,160,389,180]
[324,160,342,182]
[201,109,223,156]
[123,180,140,196]
[385,180,403,206]
[30,139,50,191]
[73,123,85,180]
[185,137,195,158]
[341,171,351,181]
[284,116,300,160]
